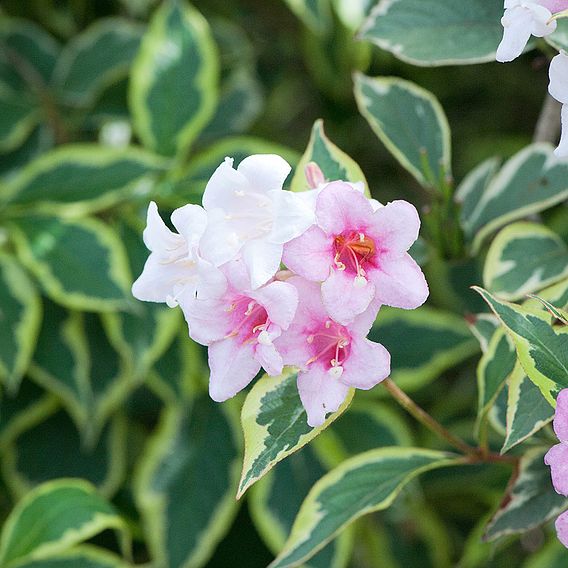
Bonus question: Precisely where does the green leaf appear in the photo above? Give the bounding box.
[166,136,299,205]
[29,301,133,442]
[199,67,263,143]
[502,364,553,454]
[269,448,460,568]
[368,306,479,392]
[358,0,503,66]
[0,126,53,182]
[102,220,180,380]
[238,369,354,499]
[290,119,368,194]
[0,253,42,392]
[476,328,516,432]
[0,86,40,153]
[463,144,568,252]
[53,18,144,107]
[4,145,165,213]
[7,545,131,568]
[6,545,130,568]
[0,19,60,93]
[134,396,240,568]
[249,445,353,568]
[484,222,568,301]
[281,0,332,35]
[465,313,500,353]
[0,479,128,567]
[455,157,500,242]
[129,0,219,156]
[2,410,126,499]
[474,287,568,406]
[484,448,567,541]
[522,539,568,568]
[528,294,568,325]
[354,73,451,188]
[10,215,131,312]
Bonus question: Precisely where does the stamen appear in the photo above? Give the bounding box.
[328,366,343,378]
[258,330,272,345]
[354,275,367,288]
[325,320,332,329]
[225,303,237,312]
[359,232,365,242]
[306,335,314,344]
[245,301,256,316]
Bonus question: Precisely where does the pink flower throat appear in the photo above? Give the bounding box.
[225,296,270,345]
[333,231,376,278]
[305,319,351,378]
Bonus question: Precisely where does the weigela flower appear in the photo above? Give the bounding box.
[132,201,226,307]
[496,0,565,63]
[275,277,390,427]
[200,154,315,290]
[545,389,568,547]
[282,182,428,325]
[549,51,568,157]
[183,261,298,402]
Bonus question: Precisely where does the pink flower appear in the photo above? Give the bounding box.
[275,277,390,427]
[182,261,298,402]
[282,182,428,325]
[545,389,568,547]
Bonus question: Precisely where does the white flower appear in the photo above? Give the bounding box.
[496,0,557,63]
[200,154,315,289]
[132,201,226,308]
[549,51,568,156]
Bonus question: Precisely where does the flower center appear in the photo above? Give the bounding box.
[333,231,376,287]
[305,319,351,378]
[224,296,271,345]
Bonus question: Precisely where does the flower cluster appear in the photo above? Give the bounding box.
[496,0,568,156]
[132,154,428,426]
[545,389,568,547]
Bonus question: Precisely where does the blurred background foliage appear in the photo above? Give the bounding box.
[0,0,567,567]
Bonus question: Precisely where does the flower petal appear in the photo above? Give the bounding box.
[196,260,227,300]
[496,7,537,62]
[372,253,429,309]
[371,200,420,253]
[340,336,390,390]
[250,280,298,329]
[132,255,192,304]
[269,189,316,244]
[554,389,568,442]
[242,239,283,289]
[298,366,350,427]
[282,226,333,282]
[316,182,374,235]
[322,269,376,325]
[288,276,329,327]
[199,208,243,267]
[555,510,568,548]
[544,443,568,496]
[202,157,248,211]
[555,104,568,158]
[171,204,207,248]
[181,297,229,346]
[255,342,284,376]
[208,339,260,401]
[236,154,291,193]
[143,201,182,253]
[550,53,568,105]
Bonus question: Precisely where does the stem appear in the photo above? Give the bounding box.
[533,93,561,145]
[383,379,517,465]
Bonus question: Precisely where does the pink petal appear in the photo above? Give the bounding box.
[208,339,260,401]
[321,269,376,325]
[545,443,568,496]
[556,510,568,548]
[371,253,429,309]
[274,324,311,368]
[242,239,283,289]
[350,296,382,337]
[255,342,284,376]
[236,154,291,193]
[250,280,298,330]
[554,389,568,442]
[297,366,350,427]
[196,260,227,300]
[143,201,182,253]
[181,297,229,346]
[316,182,374,235]
[282,226,332,282]
[371,200,420,253]
[288,276,329,327]
[171,204,207,247]
[340,336,390,390]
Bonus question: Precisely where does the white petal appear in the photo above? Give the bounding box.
[555,103,568,157]
[269,189,316,244]
[549,52,568,105]
[171,204,207,249]
[143,201,182,254]
[496,7,535,62]
[199,208,243,267]
[202,157,248,211]
[237,154,291,193]
[242,240,283,289]
[196,260,227,300]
